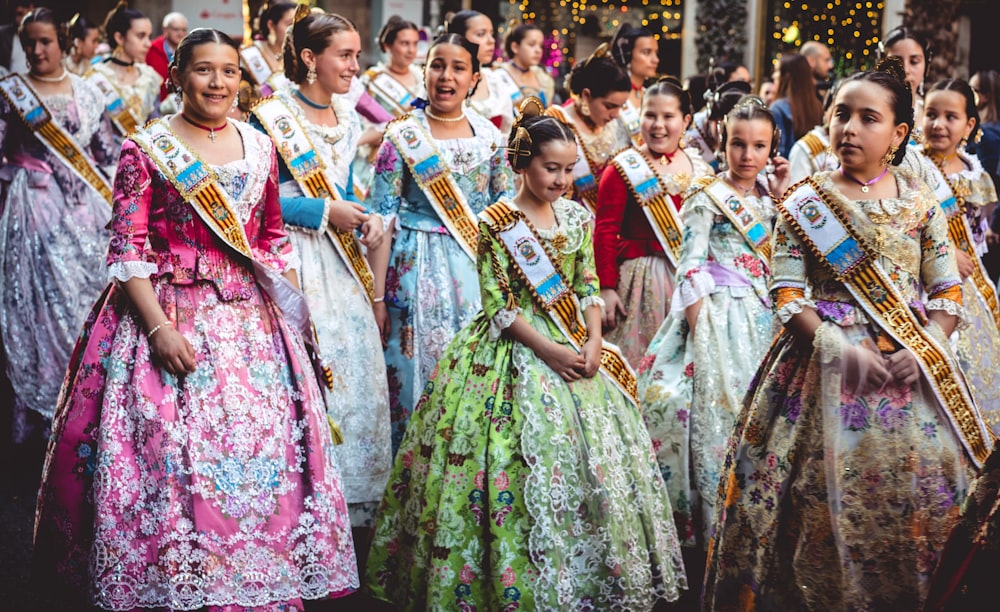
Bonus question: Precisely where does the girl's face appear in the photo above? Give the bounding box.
[269,9,296,48]
[462,15,495,66]
[829,80,909,173]
[171,42,241,122]
[725,117,774,184]
[424,43,479,115]
[641,93,690,155]
[886,38,926,93]
[22,21,63,75]
[387,28,419,67]
[511,29,543,68]
[76,28,100,59]
[519,139,577,203]
[581,89,629,127]
[629,36,659,80]
[923,89,975,156]
[117,17,152,62]
[307,30,361,95]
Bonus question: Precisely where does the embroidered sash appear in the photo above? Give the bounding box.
[363,68,416,117]
[702,178,773,262]
[240,44,273,88]
[0,74,113,205]
[546,106,601,212]
[130,119,337,397]
[480,201,639,406]
[611,148,683,267]
[781,178,993,468]
[385,114,480,260]
[618,98,642,147]
[253,96,377,305]
[84,68,140,136]
[922,157,1000,331]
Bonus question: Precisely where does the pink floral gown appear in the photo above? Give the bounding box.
[32,121,358,611]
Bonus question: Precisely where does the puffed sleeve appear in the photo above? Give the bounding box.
[253,147,297,273]
[594,164,628,289]
[573,212,604,312]
[769,214,815,323]
[920,196,964,319]
[478,220,520,340]
[366,136,406,226]
[248,113,330,231]
[671,190,717,311]
[106,139,158,282]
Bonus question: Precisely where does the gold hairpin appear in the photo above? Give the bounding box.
[68,13,80,28]
[293,3,311,23]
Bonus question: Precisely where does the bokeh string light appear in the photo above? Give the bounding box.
[769,0,885,75]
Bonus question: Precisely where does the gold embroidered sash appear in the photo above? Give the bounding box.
[781,178,993,468]
[84,67,140,136]
[385,114,480,260]
[480,200,639,407]
[0,74,112,206]
[130,120,341,410]
[701,177,773,263]
[922,155,1000,331]
[611,148,684,267]
[545,106,602,212]
[252,95,376,305]
[362,67,416,117]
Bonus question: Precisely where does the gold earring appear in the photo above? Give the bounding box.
[679,134,687,149]
[881,144,898,167]
[306,66,316,85]
[959,136,969,151]
[579,99,590,117]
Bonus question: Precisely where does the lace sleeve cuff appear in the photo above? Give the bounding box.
[107,260,157,283]
[925,298,967,328]
[776,297,818,324]
[489,307,521,341]
[281,248,302,273]
[671,269,715,312]
[579,295,605,313]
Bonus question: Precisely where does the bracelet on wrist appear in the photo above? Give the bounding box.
[148,320,172,338]
[373,295,385,303]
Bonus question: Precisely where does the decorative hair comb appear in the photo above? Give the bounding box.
[874,56,908,90]
[293,3,311,23]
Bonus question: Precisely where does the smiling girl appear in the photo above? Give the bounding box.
[0,8,117,443]
[250,7,392,556]
[704,60,986,610]
[361,15,424,117]
[638,96,787,572]
[34,28,358,609]
[907,78,1000,432]
[367,97,687,610]
[365,33,514,452]
[595,77,714,366]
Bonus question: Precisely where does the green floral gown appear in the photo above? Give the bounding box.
[366,197,686,610]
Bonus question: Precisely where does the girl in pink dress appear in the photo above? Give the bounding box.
[33,29,357,611]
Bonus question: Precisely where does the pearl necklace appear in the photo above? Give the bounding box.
[425,108,466,123]
[30,69,69,83]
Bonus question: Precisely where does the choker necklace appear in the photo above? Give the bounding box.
[108,55,135,68]
[180,113,228,143]
[653,148,678,166]
[31,69,69,83]
[294,88,331,110]
[425,108,466,123]
[840,166,889,193]
[509,61,530,74]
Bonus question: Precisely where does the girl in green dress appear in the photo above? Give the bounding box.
[366,98,687,610]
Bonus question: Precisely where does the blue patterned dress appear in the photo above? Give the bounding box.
[367,109,514,452]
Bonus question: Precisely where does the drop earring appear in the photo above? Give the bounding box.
[959,136,969,151]
[306,66,316,85]
[881,144,898,167]
[579,99,590,117]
